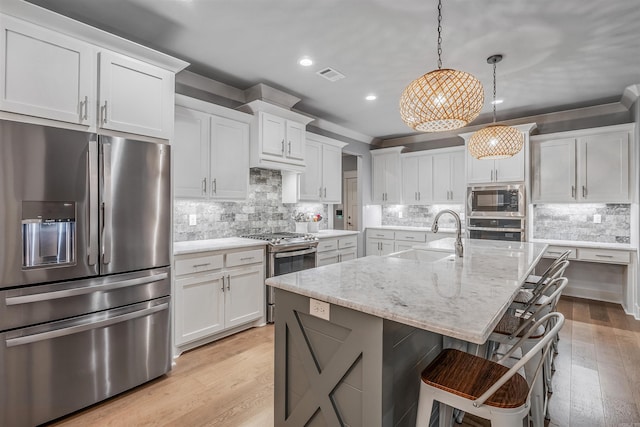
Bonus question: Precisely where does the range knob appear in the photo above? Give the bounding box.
[275,238,281,244]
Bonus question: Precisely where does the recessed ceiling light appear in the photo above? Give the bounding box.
[298,57,313,67]
[491,99,504,105]
[365,94,377,101]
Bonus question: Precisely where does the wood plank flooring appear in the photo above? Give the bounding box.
[47,296,640,427]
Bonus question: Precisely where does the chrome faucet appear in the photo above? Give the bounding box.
[431,209,463,257]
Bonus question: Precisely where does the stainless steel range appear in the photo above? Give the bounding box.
[243,232,318,322]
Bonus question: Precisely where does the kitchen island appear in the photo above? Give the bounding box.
[266,238,548,427]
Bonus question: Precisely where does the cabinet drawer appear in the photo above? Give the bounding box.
[368,229,394,240]
[226,249,264,267]
[317,239,339,253]
[577,248,630,264]
[543,246,577,260]
[394,231,427,243]
[338,236,357,249]
[175,253,224,276]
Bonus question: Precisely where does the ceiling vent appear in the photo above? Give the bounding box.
[316,67,345,82]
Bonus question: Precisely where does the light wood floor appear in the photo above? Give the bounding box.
[48,296,640,427]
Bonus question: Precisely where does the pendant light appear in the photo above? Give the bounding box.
[399,0,484,132]
[468,55,524,159]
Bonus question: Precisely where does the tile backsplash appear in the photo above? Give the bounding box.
[174,168,328,242]
[381,204,465,229]
[532,204,630,243]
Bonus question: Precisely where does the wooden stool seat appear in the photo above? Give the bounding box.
[493,313,545,339]
[421,348,529,409]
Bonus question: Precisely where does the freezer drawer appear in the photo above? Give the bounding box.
[0,267,171,331]
[0,296,171,427]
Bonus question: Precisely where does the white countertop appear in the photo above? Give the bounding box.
[174,238,266,255]
[267,238,548,344]
[312,230,360,238]
[367,225,461,234]
[529,238,637,251]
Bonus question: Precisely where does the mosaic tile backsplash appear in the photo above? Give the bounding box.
[381,204,465,229]
[174,168,328,242]
[532,204,630,243]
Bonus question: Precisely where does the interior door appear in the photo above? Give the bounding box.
[100,136,171,275]
[345,177,358,231]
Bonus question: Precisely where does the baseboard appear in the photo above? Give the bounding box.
[563,287,622,305]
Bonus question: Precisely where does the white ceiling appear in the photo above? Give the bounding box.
[26,0,640,141]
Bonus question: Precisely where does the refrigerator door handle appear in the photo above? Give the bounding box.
[87,138,99,266]
[5,302,169,347]
[5,272,168,306]
[101,142,112,265]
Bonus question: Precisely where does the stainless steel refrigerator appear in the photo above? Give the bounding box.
[0,120,172,426]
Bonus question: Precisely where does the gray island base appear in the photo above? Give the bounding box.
[268,238,548,427]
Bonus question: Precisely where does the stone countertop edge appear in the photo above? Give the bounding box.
[267,239,549,345]
[366,225,462,233]
[174,238,267,255]
[529,238,637,251]
[311,230,360,238]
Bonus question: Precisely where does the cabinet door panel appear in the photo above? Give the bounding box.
[0,16,93,125]
[98,51,173,139]
[466,152,495,184]
[260,112,285,157]
[579,132,629,202]
[299,140,322,201]
[366,240,381,256]
[380,241,395,256]
[432,153,451,202]
[532,138,576,202]
[210,116,249,200]
[286,121,305,161]
[174,106,209,198]
[175,273,225,345]
[450,151,466,202]
[384,154,402,203]
[495,146,525,182]
[402,157,419,204]
[225,266,264,328]
[339,250,357,262]
[417,155,434,204]
[322,144,343,203]
[372,155,386,203]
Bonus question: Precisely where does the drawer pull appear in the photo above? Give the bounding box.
[405,236,415,239]
[192,262,211,268]
[547,251,562,255]
[240,257,255,261]
[595,254,614,258]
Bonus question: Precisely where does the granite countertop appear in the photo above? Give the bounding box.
[312,230,360,238]
[367,225,462,234]
[267,238,548,344]
[174,238,266,255]
[529,238,637,251]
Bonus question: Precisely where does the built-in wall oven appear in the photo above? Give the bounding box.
[467,184,526,242]
[243,232,318,322]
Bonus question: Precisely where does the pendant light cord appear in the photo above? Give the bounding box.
[437,0,443,69]
[492,60,497,123]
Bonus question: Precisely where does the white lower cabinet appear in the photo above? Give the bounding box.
[174,247,265,352]
[316,235,358,266]
[366,229,395,256]
[367,228,457,255]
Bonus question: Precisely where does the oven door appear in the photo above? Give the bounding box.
[271,247,318,277]
[467,185,525,217]
[468,228,524,242]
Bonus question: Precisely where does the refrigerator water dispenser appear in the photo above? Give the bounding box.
[22,201,76,268]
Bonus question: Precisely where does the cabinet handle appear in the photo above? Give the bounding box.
[495,169,498,181]
[101,101,108,124]
[192,263,211,268]
[490,170,493,181]
[80,95,88,121]
[227,274,231,291]
[281,140,285,153]
[415,192,418,201]
[418,191,421,201]
[202,177,207,195]
[406,236,415,239]
[582,186,587,198]
[221,276,225,292]
[319,187,323,198]
[571,186,575,198]
[240,257,255,261]
[212,178,217,194]
[324,187,327,198]
[288,141,292,155]
[595,254,614,258]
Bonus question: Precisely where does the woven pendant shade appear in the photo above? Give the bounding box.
[468,124,524,160]
[399,68,484,132]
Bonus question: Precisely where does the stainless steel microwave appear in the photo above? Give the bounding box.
[467,184,525,217]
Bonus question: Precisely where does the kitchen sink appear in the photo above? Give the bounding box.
[387,249,456,263]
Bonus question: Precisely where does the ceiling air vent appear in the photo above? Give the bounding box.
[316,67,345,82]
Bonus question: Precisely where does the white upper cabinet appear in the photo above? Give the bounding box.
[371,146,404,204]
[98,51,174,139]
[0,15,94,126]
[462,124,535,184]
[240,100,314,173]
[0,13,186,139]
[283,133,347,203]
[174,106,210,198]
[431,148,465,203]
[402,153,433,205]
[174,95,252,200]
[532,124,633,203]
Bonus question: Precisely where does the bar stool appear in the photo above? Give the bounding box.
[488,277,568,427]
[415,312,564,427]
